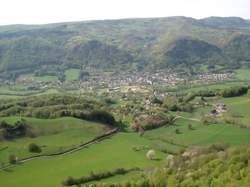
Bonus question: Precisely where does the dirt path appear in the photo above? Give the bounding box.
[174,115,201,122]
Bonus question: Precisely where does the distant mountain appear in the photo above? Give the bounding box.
[199,17,250,29]
[160,37,225,66]
[224,34,250,61]
[66,40,134,70]
[0,16,250,77]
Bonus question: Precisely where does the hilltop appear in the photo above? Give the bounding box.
[0,16,250,80]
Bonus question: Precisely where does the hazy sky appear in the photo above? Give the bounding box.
[0,0,249,25]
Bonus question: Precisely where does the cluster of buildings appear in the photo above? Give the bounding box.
[209,103,227,117]
[12,70,185,89]
[196,73,233,82]
[2,71,234,91]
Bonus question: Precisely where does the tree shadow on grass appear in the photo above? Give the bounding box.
[1,168,13,172]
[151,158,161,161]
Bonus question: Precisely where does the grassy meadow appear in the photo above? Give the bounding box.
[0,132,167,187]
[1,85,250,186]
[65,69,80,81]
[0,117,107,164]
[1,115,250,186]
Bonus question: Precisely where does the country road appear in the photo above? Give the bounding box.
[174,115,201,122]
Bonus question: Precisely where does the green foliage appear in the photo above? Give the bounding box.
[64,68,80,81]
[224,34,250,62]
[187,124,193,130]
[8,154,17,164]
[175,128,180,134]
[28,143,42,153]
[0,95,118,126]
[104,98,117,105]
[87,110,116,126]
[163,96,194,112]
[162,37,225,66]
[79,70,90,80]
[0,17,250,74]
[91,145,250,187]
[131,114,173,131]
[0,119,28,139]
[221,86,248,98]
[62,168,139,186]
[151,97,163,105]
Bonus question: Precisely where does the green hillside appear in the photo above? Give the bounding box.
[0,16,250,78]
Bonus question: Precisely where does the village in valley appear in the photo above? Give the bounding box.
[1,70,234,92]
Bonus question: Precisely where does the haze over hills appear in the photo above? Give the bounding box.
[0,16,250,79]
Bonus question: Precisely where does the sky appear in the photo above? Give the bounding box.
[0,0,249,25]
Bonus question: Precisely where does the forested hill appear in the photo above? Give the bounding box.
[0,16,250,75]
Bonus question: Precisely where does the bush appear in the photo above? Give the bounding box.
[28,143,42,153]
[221,86,248,98]
[175,128,180,134]
[9,154,17,164]
[131,115,170,132]
[62,176,75,186]
[146,150,156,160]
[88,110,116,126]
[62,168,137,186]
[0,119,28,140]
[104,98,117,105]
[152,97,163,105]
[188,124,193,130]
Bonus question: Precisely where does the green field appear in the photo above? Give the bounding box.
[145,119,250,146]
[0,117,107,164]
[65,69,80,81]
[34,75,58,81]
[1,90,250,186]
[235,69,250,81]
[175,93,250,125]
[1,116,250,186]
[0,132,167,187]
[0,85,43,96]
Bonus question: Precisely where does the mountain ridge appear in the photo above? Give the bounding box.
[0,16,250,78]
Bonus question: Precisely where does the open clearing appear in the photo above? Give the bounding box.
[0,132,167,187]
[1,115,250,186]
[0,117,107,164]
[65,69,80,81]
[1,92,250,186]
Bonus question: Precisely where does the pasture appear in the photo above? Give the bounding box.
[0,117,107,164]
[0,132,167,187]
[235,69,250,81]
[1,92,250,186]
[1,115,250,186]
[65,69,80,81]
[145,118,250,146]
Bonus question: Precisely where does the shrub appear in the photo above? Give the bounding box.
[88,110,116,126]
[152,97,163,105]
[62,176,75,186]
[9,154,17,164]
[221,86,248,98]
[188,124,193,130]
[62,168,137,186]
[175,128,180,134]
[28,143,42,153]
[0,119,28,139]
[104,98,117,105]
[146,150,156,160]
[131,115,169,131]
